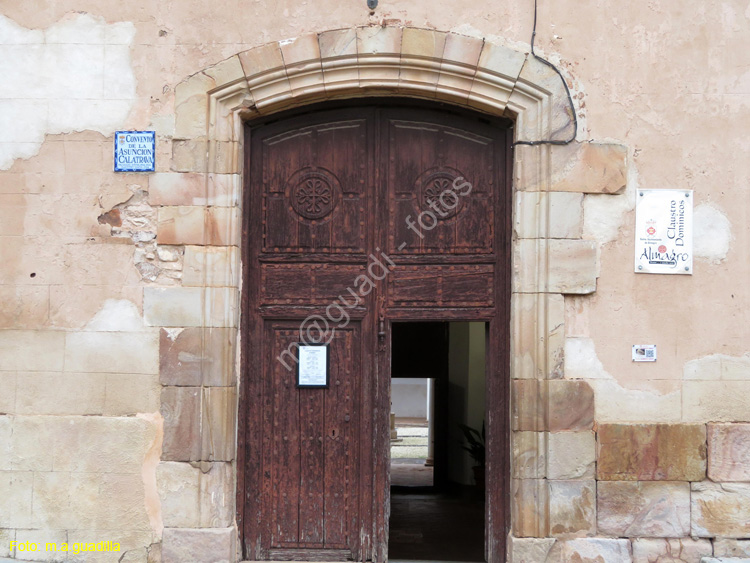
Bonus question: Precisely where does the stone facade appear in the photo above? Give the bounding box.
[0,1,749,562]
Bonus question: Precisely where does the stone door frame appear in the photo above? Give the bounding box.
[163,25,622,560]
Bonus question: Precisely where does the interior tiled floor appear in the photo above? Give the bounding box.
[389,490,485,562]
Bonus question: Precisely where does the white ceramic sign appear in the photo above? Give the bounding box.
[635,189,693,274]
[114,131,155,172]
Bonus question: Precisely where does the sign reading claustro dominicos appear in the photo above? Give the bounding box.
[635,189,693,274]
[114,130,155,172]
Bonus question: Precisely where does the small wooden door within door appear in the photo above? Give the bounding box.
[240,102,511,562]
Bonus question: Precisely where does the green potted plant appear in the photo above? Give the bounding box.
[458,421,485,488]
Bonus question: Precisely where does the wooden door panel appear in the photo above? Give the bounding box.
[262,322,361,555]
[385,118,496,255]
[260,263,367,305]
[261,119,370,255]
[387,264,495,308]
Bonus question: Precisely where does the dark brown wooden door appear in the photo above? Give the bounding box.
[240,102,512,562]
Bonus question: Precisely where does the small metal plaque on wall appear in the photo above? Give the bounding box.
[297,345,329,388]
[635,189,693,274]
[114,131,155,172]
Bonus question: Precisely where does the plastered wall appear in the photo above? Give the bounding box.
[1,1,749,562]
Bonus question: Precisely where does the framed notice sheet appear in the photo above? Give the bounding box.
[297,345,329,388]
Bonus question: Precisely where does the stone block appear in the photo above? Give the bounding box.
[548,432,595,479]
[161,527,236,563]
[691,482,750,538]
[508,537,560,563]
[96,473,152,531]
[562,538,632,563]
[160,327,236,387]
[512,478,548,538]
[597,424,707,481]
[239,43,285,78]
[0,330,65,371]
[511,293,565,380]
[319,28,357,59]
[13,529,67,561]
[700,558,750,563]
[182,245,239,287]
[632,538,712,563]
[15,372,105,415]
[549,480,596,537]
[104,373,160,415]
[513,239,598,294]
[0,372,16,413]
[708,423,750,481]
[0,528,13,557]
[64,331,159,374]
[0,470,33,527]
[401,27,447,59]
[0,285,49,329]
[157,461,233,528]
[145,287,238,328]
[512,379,546,432]
[171,139,208,173]
[157,205,239,246]
[598,481,691,537]
[477,42,527,80]
[548,380,594,431]
[512,431,546,479]
[144,287,202,326]
[714,539,750,558]
[49,285,143,330]
[161,386,202,461]
[50,416,157,474]
[357,26,402,56]
[31,471,102,529]
[202,386,237,462]
[683,381,750,422]
[149,172,239,207]
[514,191,583,239]
[516,142,628,194]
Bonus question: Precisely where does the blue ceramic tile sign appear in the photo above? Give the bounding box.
[114,131,155,172]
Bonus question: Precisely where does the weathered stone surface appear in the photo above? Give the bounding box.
[15,372,104,415]
[692,482,750,538]
[513,431,546,478]
[182,245,238,287]
[157,206,239,246]
[512,380,546,432]
[511,293,565,380]
[516,142,628,194]
[161,527,236,563]
[512,478,548,537]
[714,539,750,558]
[562,538,632,563]
[598,481,690,537]
[161,386,201,461]
[201,386,237,461]
[549,480,596,537]
[708,423,750,482]
[514,239,598,294]
[157,461,233,528]
[104,373,160,415]
[0,470,33,527]
[548,432,595,479]
[160,327,236,387]
[632,538,712,563]
[0,330,65,371]
[683,381,750,423]
[508,537,561,563]
[64,331,159,375]
[515,191,584,239]
[597,424,706,481]
[149,172,240,207]
[548,380,594,431]
[700,559,750,563]
[144,287,238,328]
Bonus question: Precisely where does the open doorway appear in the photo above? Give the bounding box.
[389,321,487,562]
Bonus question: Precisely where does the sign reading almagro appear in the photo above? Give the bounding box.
[114,131,155,172]
[635,189,693,275]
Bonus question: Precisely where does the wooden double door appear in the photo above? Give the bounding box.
[239,102,512,562]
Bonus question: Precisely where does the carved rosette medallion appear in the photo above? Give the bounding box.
[416,167,467,221]
[286,167,341,223]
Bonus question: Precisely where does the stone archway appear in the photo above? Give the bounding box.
[156,25,628,562]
